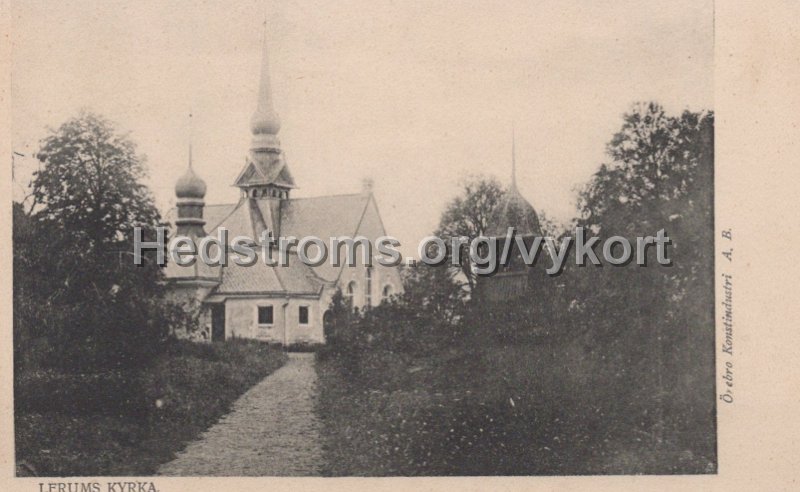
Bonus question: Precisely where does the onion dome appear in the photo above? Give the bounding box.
[486,128,541,237]
[250,101,281,136]
[486,186,542,237]
[175,166,206,199]
[175,144,207,199]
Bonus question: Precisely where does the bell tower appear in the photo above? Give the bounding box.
[233,22,296,200]
[174,144,207,238]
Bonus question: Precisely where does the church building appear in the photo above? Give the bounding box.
[481,133,544,303]
[165,30,402,344]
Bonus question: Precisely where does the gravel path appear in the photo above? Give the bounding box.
[158,352,324,476]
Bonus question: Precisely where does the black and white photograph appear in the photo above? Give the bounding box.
[9,0,791,486]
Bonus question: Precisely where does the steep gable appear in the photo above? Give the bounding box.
[280,193,371,281]
[234,151,296,188]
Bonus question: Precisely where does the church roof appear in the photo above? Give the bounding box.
[281,193,372,282]
[214,252,325,295]
[164,192,373,291]
[165,24,382,296]
[485,185,542,238]
[486,129,542,238]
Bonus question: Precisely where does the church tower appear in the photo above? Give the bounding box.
[233,25,296,200]
[174,144,207,238]
[482,130,542,301]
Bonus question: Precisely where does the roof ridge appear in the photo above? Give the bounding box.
[286,192,366,201]
[184,193,365,212]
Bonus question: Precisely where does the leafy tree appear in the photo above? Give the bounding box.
[577,102,713,234]
[15,111,181,371]
[436,175,504,291]
[563,102,714,452]
[30,111,163,302]
[398,262,467,327]
[571,103,714,330]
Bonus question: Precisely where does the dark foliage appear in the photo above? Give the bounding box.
[435,175,505,291]
[317,102,716,475]
[13,112,192,372]
[15,339,287,476]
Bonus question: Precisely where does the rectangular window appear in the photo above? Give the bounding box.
[258,305,274,325]
[299,306,309,325]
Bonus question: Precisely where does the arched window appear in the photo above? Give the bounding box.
[345,281,357,306]
[382,284,393,302]
[365,267,372,307]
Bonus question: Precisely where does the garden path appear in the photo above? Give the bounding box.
[158,352,324,476]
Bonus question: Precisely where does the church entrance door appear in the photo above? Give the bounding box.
[211,304,225,341]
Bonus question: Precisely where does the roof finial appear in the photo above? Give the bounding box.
[250,15,281,150]
[511,122,517,190]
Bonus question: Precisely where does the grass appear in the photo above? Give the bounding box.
[15,338,288,476]
[315,337,716,476]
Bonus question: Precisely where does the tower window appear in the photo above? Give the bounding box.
[365,267,372,307]
[257,305,274,325]
[345,281,357,306]
[382,284,393,302]
[299,306,309,325]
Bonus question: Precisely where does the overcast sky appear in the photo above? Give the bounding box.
[11,0,713,249]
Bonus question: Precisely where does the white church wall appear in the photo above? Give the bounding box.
[223,296,324,345]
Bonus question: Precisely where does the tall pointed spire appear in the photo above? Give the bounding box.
[235,14,296,199]
[250,17,281,151]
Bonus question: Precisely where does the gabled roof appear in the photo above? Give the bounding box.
[233,150,296,188]
[202,203,239,230]
[214,251,325,295]
[280,193,369,241]
[164,192,374,290]
[280,193,372,281]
